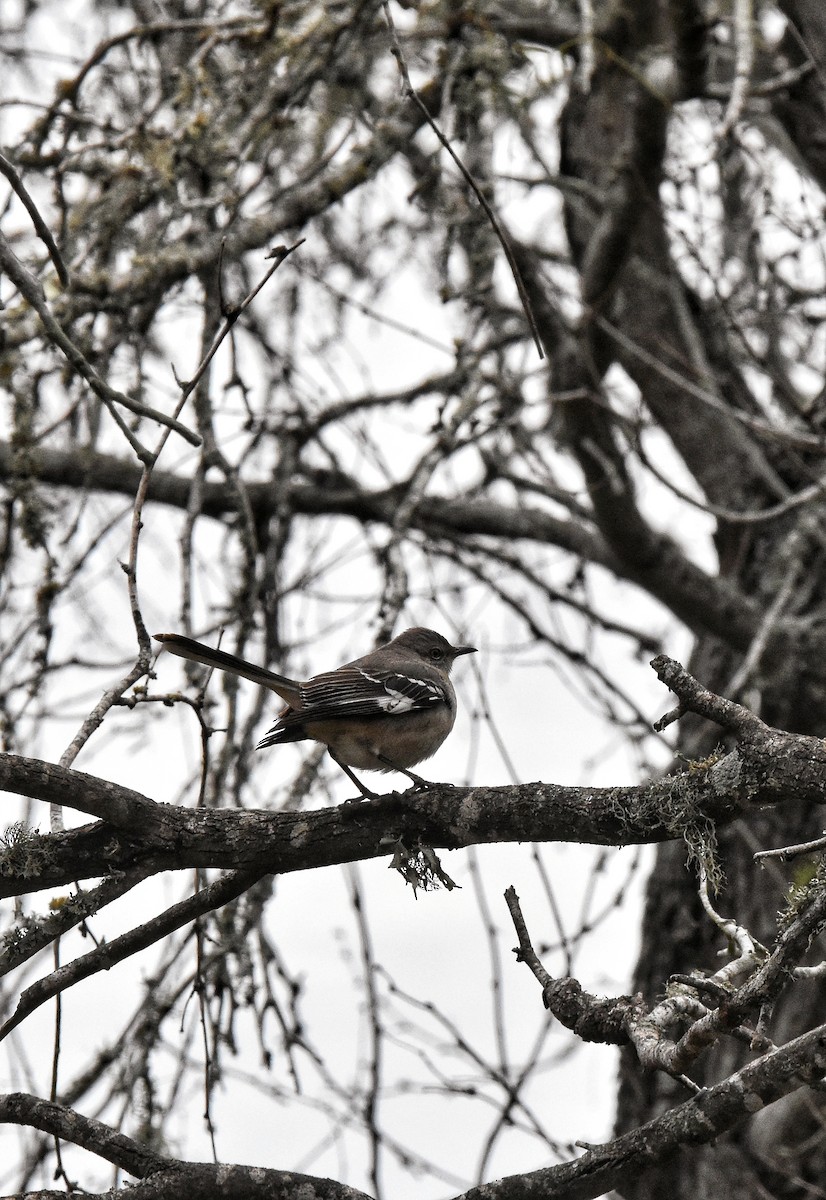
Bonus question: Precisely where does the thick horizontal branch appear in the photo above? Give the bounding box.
[0,752,746,893]
[0,441,762,650]
[2,695,826,897]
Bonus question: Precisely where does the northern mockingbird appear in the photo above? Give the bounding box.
[153,627,476,796]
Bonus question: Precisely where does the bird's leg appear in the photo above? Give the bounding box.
[376,755,437,791]
[330,752,380,802]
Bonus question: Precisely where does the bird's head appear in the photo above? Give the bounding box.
[391,627,477,672]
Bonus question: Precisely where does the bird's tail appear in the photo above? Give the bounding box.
[153,633,301,705]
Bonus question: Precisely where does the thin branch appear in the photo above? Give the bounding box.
[0,1092,171,1179]
[0,151,69,286]
[381,1,544,359]
[0,232,199,451]
[0,868,266,1043]
[504,885,554,994]
[0,866,153,980]
[719,0,754,138]
[651,655,766,736]
[50,232,294,800]
[755,832,826,863]
[173,238,305,402]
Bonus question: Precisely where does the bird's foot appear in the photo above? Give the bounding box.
[343,785,380,803]
[406,776,457,792]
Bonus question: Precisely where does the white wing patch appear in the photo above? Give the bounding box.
[258,664,450,749]
[358,669,444,713]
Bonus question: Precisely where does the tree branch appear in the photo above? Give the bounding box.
[5,1013,826,1200]
[0,748,748,900]
[0,440,764,651]
[0,868,266,1043]
[0,233,198,451]
[458,1022,826,1199]
[3,651,826,899]
[0,1092,169,1178]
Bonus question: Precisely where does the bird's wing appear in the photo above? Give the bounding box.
[256,666,452,750]
[295,665,450,723]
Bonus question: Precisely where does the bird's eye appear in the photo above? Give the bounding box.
[429,647,445,661]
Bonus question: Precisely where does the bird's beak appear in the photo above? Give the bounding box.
[452,644,477,657]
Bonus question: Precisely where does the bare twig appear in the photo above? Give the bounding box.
[724,527,804,698]
[755,832,826,863]
[174,239,305,403]
[0,151,69,286]
[52,243,304,810]
[719,0,754,139]
[0,232,199,451]
[0,867,266,1043]
[505,885,554,993]
[381,2,544,360]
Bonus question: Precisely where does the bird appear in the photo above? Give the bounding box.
[153,627,476,797]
